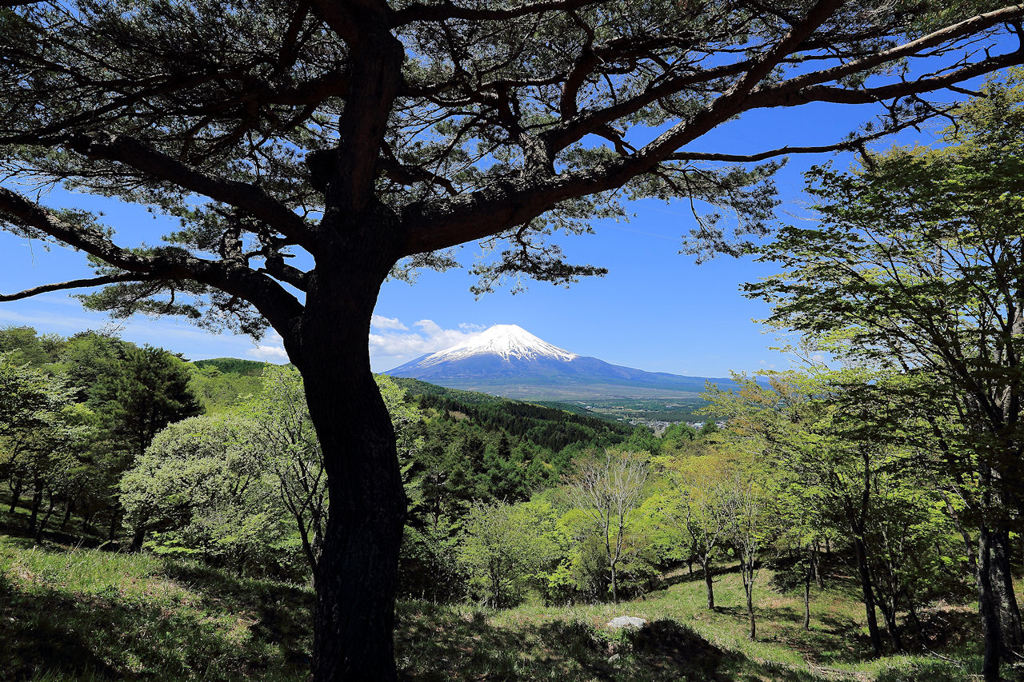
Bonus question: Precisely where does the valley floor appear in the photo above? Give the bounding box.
[1,532,997,681]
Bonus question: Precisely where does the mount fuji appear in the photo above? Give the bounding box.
[385,324,734,399]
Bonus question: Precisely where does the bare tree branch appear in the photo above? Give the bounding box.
[0,186,305,331]
[0,273,159,302]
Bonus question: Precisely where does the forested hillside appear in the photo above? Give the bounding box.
[0,320,1006,680]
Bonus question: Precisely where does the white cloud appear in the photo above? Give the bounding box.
[370,317,480,370]
[240,316,481,369]
[371,314,407,331]
[249,330,289,361]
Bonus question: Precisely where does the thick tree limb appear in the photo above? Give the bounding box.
[770,4,1024,98]
[65,133,316,251]
[393,0,606,26]
[0,186,305,332]
[768,48,1024,107]
[313,0,406,212]
[404,4,1024,256]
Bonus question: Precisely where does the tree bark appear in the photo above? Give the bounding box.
[296,246,407,682]
[878,600,903,652]
[978,521,1024,681]
[8,477,21,513]
[804,554,812,631]
[743,571,756,640]
[27,486,42,536]
[991,527,1024,653]
[853,535,883,657]
[59,499,73,530]
[700,556,715,609]
[610,561,618,603]
[35,492,56,541]
[980,523,1005,681]
[812,539,824,588]
[129,523,147,552]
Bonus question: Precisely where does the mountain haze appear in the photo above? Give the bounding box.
[385,324,736,399]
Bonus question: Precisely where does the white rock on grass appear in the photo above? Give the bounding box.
[606,616,647,629]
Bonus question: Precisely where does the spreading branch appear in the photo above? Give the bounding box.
[0,273,159,302]
[65,133,316,251]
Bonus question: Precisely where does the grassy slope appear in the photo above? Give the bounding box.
[0,531,986,682]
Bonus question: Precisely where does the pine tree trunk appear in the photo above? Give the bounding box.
[297,257,407,682]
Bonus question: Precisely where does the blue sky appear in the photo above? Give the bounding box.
[0,82,974,376]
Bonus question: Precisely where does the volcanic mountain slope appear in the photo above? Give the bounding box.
[385,324,737,399]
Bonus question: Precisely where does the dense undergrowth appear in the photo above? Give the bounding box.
[0,530,997,681]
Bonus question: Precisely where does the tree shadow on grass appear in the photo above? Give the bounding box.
[0,567,310,681]
[158,560,314,661]
[395,603,820,681]
[662,562,741,588]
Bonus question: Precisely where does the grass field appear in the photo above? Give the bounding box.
[0,532,998,681]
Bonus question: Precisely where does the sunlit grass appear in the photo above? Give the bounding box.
[0,532,988,680]
[0,534,312,681]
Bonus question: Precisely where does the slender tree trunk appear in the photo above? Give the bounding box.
[812,539,824,588]
[108,508,121,542]
[610,561,618,604]
[908,602,927,646]
[743,568,756,640]
[853,535,883,657]
[27,486,43,536]
[59,499,73,530]
[296,253,407,682]
[36,492,56,541]
[879,600,903,652]
[129,525,147,551]
[700,556,714,609]
[804,554,812,631]
[8,477,21,513]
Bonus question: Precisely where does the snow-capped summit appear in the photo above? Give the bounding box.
[386,324,729,399]
[419,324,577,366]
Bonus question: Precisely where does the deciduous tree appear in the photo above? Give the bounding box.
[748,72,1024,677]
[567,448,648,603]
